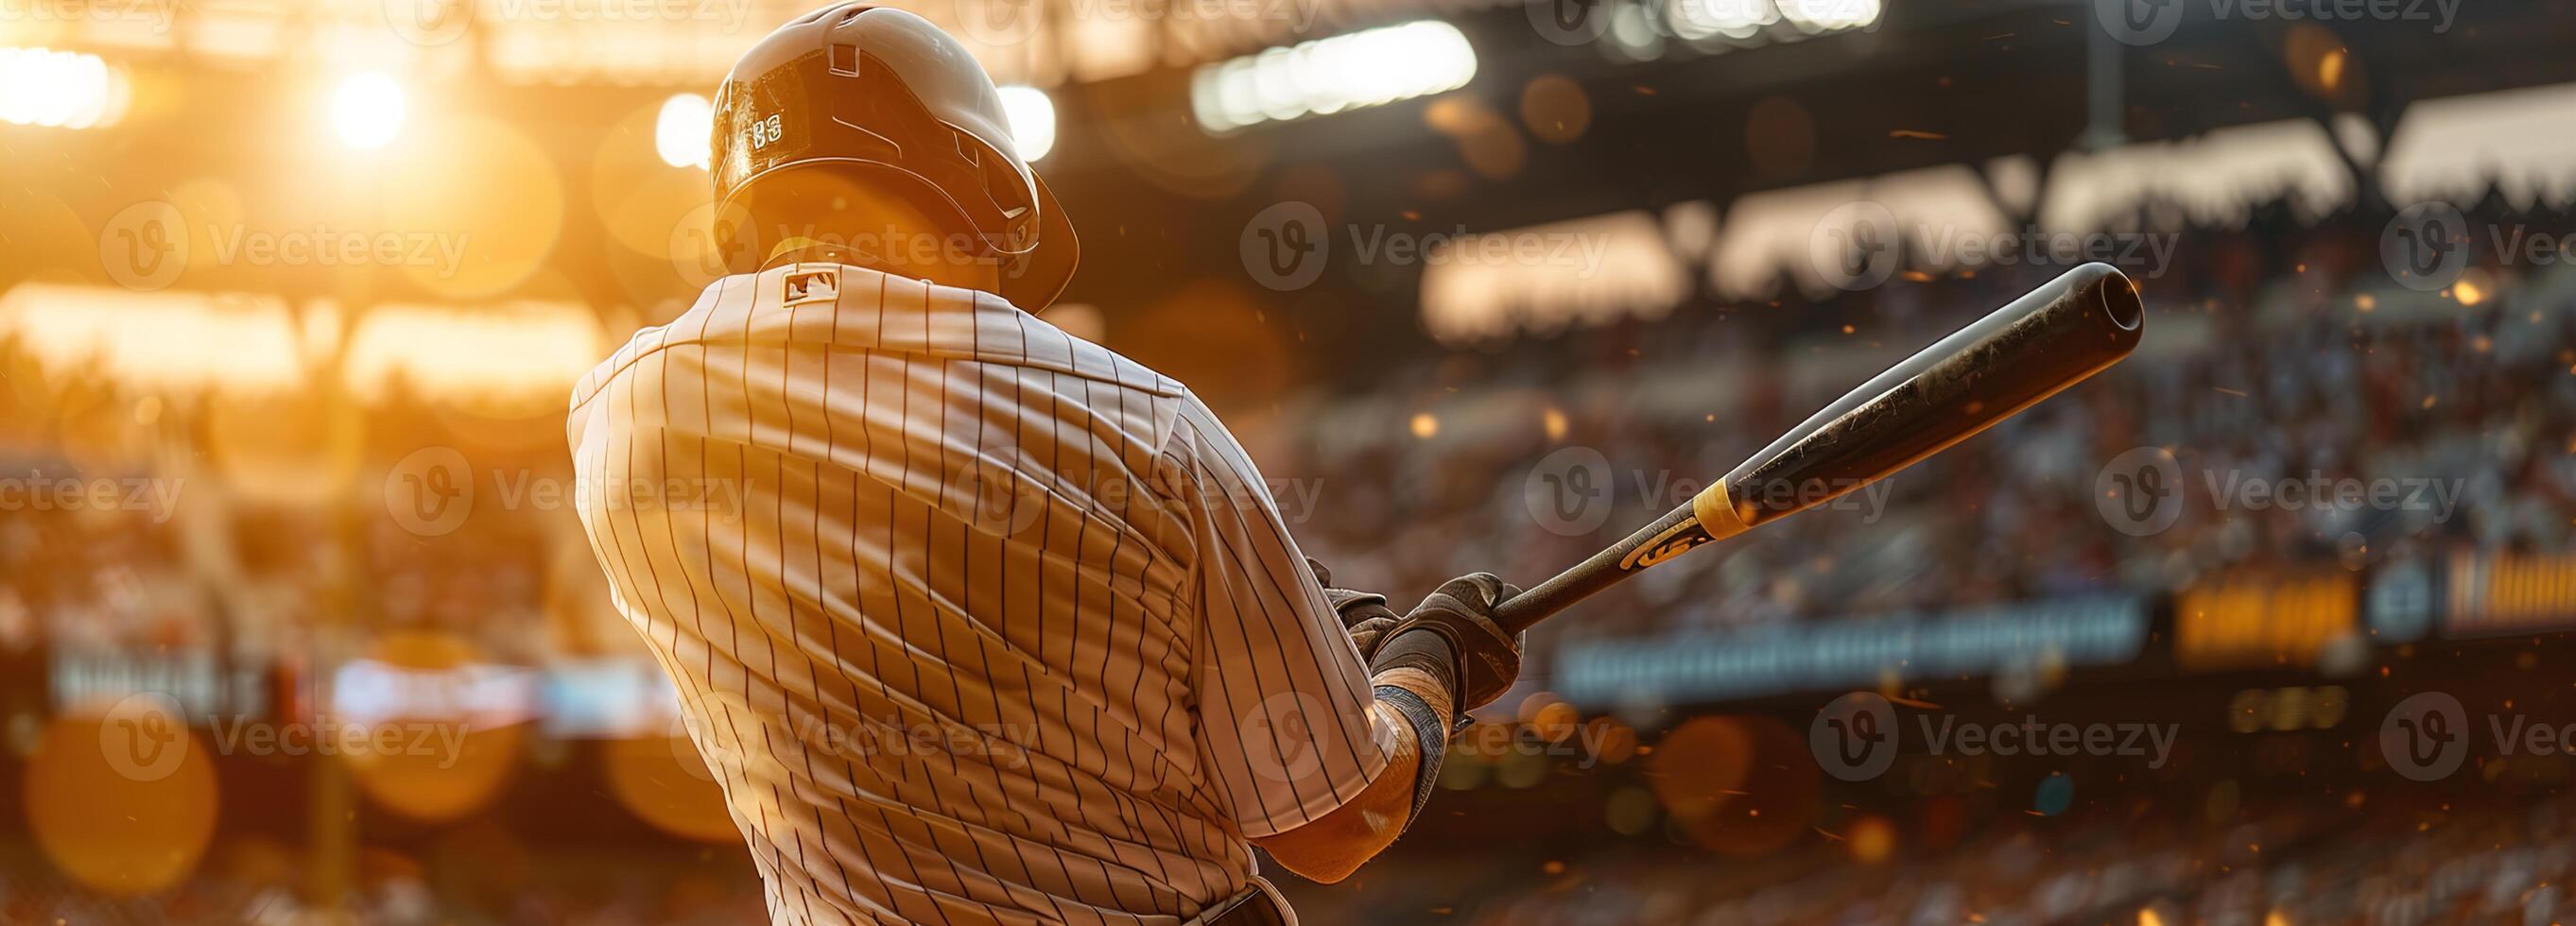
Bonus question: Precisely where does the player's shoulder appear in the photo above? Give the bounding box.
[980,296,1185,399]
[566,265,1190,408]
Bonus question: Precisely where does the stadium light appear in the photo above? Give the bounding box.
[332,72,406,151]
[1190,21,1478,133]
[997,85,1057,162]
[1671,0,1778,40]
[656,94,713,169]
[0,48,130,129]
[1778,0,1880,32]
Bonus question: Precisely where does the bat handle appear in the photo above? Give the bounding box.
[1493,483,1744,634]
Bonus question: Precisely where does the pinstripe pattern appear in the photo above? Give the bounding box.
[567,265,1392,925]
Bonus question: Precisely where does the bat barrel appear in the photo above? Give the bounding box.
[1713,262,2141,532]
[1492,263,2142,635]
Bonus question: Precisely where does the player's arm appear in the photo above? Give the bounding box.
[1252,577,1518,883]
[1158,401,1522,882]
[1249,660,1451,883]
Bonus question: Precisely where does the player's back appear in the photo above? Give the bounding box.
[565,264,1261,925]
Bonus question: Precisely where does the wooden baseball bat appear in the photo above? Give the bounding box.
[1493,262,2145,634]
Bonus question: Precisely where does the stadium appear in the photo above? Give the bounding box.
[5,0,2576,922]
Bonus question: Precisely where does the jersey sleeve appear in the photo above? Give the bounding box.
[1161,401,1396,839]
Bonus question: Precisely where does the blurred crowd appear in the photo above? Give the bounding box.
[1293,791,2576,926]
[0,839,765,926]
[1275,194,2576,642]
[3,191,2575,924]
[6,192,2575,672]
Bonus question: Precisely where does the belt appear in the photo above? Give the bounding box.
[1189,878,1294,926]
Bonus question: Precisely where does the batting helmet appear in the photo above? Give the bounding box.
[711,4,1077,309]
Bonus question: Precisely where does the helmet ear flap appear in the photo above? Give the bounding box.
[956,131,1039,252]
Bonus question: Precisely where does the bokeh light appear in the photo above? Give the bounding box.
[654,94,713,169]
[332,72,406,150]
[998,85,1058,162]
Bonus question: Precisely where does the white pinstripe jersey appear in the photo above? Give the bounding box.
[567,264,1395,925]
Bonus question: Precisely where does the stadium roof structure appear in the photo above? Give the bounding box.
[1053,0,2576,232]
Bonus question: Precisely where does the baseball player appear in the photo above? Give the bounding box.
[565,6,1521,924]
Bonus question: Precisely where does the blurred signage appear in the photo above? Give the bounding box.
[49,648,269,720]
[330,660,539,729]
[2225,686,2350,733]
[1419,211,1689,343]
[2366,557,2439,643]
[540,659,683,738]
[2443,551,2576,638]
[1555,596,2147,705]
[2175,572,2357,670]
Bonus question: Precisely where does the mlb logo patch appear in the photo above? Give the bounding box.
[784,267,838,306]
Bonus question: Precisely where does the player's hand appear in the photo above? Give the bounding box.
[1308,557,1400,659]
[1374,573,1523,712]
